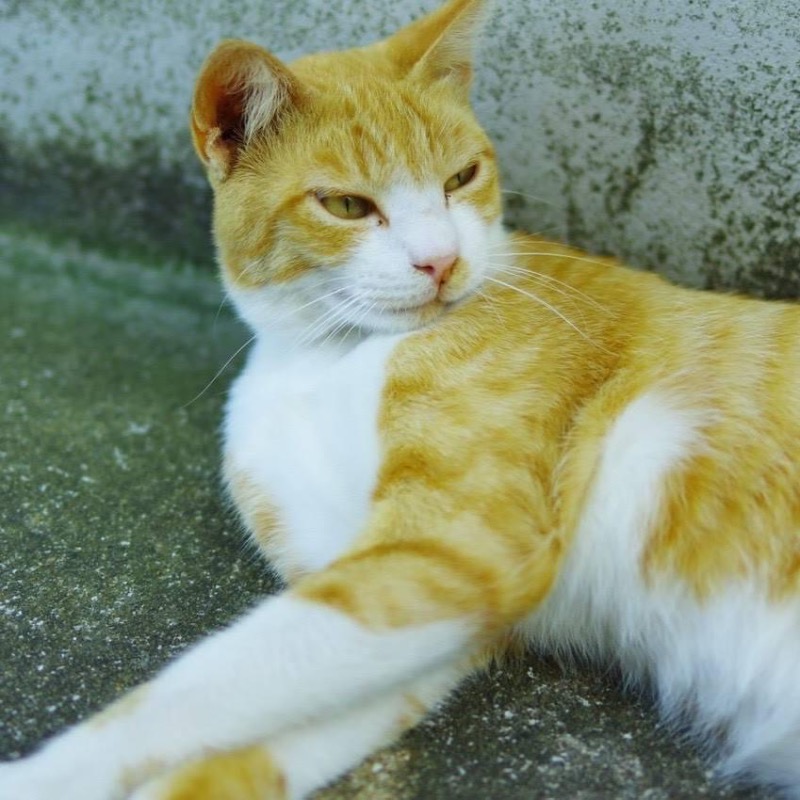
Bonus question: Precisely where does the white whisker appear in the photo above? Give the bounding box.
[339,297,378,338]
[232,259,263,286]
[491,248,615,272]
[290,286,347,316]
[302,293,359,337]
[319,305,362,348]
[212,293,232,334]
[264,279,345,327]
[501,189,557,208]
[483,275,610,352]
[475,289,505,326]
[182,334,257,409]
[294,307,345,349]
[485,262,613,316]
[295,292,364,349]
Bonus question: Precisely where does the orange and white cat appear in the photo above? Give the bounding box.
[2,0,799,797]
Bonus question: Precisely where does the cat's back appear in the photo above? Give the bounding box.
[495,239,800,786]
[482,234,800,416]
[385,233,800,440]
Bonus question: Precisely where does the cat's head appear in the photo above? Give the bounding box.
[191,0,503,339]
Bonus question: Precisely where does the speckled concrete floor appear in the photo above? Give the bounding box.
[0,233,774,798]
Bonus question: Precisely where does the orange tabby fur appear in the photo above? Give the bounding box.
[183,1,799,794]
[2,2,796,799]
[296,238,800,622]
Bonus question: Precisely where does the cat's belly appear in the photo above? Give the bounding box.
[223,334,406,579]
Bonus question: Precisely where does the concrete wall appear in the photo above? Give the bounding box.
[2,0,798,295]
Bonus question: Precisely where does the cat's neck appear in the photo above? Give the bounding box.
[255,325,369,371]
[226,281,372,363]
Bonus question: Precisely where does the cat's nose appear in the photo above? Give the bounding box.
[413,253,458,286]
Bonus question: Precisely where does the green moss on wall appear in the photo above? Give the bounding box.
[0,135,214,267]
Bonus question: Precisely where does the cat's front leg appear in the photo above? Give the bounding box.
[0,590,477,800]
[129,660,470,800]
[1,518,553,800]
[0,682,164,800]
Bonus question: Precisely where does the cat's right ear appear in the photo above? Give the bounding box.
[381,0,491,97]
[190,40,302,182]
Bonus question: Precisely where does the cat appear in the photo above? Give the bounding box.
[2,0,799,797]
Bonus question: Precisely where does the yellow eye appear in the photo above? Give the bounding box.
[318,194,375,220]
[444,164,478,194]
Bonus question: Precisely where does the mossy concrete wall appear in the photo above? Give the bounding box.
[2,0,798,295]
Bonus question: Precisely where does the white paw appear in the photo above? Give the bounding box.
[0,758,57,800]
[0,752,119,800]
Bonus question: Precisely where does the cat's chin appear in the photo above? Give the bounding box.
[356,299,451,334]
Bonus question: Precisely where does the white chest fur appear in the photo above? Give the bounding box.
[224,333,406,578]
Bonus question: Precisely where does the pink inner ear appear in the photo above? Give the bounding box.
[214,84,248,143]
[191,41,299,178]
[191,87,244,179]
[200,127,236,178]
[196,80,249,171]
[191,58,245,173]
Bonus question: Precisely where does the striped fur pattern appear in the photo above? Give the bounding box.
[1,0,798,797]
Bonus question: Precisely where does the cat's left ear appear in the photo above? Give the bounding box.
[382,0,491,96]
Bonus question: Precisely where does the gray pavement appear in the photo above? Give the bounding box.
[0,232,772,798]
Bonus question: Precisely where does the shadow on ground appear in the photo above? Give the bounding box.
[0,233,773,798]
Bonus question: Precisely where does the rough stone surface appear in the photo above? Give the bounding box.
[2,1,798,295]
[0,233,776,798]
[0,233,275,756]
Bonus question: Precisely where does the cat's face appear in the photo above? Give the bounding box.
[193,0,502,339]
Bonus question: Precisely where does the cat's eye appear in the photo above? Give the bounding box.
[318,194,376,220]
[444,164,478,194]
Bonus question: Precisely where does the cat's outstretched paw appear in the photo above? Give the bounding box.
[0,761,23,800]
[0,748,141,800]
[0,757,80,800]
[0,758,59,800]
[129,746,287,800]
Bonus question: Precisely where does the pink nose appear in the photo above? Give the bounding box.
[413,253,458,286]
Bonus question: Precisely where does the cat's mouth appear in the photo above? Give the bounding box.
[383,299,443,315]
[328,277,479,334]
[372,299,447,329]
[363,283,480,332]
[339,296,449,334]
[372,280,473,317]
